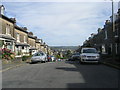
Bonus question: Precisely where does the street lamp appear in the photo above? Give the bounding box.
[111,0,115,32]
[105,0,114,31]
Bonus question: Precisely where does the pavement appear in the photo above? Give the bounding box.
[1,58,30,72]
[100,57,120,70]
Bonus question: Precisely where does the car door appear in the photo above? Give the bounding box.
[40,52,45,61]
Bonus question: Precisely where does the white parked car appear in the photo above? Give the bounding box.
[80,48,100,63]
[31,51,47,63]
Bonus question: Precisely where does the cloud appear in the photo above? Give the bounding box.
[2,2,118,46]
[2,0,120,2]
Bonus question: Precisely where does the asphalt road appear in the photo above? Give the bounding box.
[2,60,120,88]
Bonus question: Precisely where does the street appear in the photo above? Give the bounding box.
[2,60,119,88]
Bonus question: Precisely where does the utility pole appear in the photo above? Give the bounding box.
[111,0,115,32]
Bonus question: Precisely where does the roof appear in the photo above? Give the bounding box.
[29,47,37,50]
[0,14,15,23]
[0,34,16,41]
[36,39,40,43]
[15,25,28,33]
[28,35,36,39]
[15,42,30,46]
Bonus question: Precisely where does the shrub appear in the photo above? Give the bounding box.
[0,48,15,60]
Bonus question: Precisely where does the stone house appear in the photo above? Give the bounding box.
[14,25,29,57]
[82,7,120,58]
[0,5,16,52]
[35,36,41,52]
[114,8,120,57]
[28,32,37,55]
[0,5,53,57]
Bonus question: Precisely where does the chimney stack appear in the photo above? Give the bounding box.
[105,20,110,25]
[10,18,16,23]
[28,32,33,36]
[22,27,27,31]
[0,5,5,15]
[98,28,102,33]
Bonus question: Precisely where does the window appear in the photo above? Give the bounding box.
[83,49,97,53]
[105,30,108,39]
[6,25,10,35]
[24,36,26,43]
[22,46,24,49]
[17,33,20,42]
[115,28,118,36]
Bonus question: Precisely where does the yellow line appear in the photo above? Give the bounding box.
[0,64,24,73]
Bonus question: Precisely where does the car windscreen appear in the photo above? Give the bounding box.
[83,49,97,53]
[33,52,44,56]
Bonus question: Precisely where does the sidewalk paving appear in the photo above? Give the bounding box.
[100,57,120,70]
[2,58,30,70]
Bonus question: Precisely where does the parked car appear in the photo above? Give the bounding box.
[47,55,52,62]
[80,47,100,64]
[71,52,80,60]
[31,51,47,63]
[47,55,56,62]
[68,52,80,61]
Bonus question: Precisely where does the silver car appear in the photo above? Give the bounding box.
[80,48,100,64]
[31,51,47,63]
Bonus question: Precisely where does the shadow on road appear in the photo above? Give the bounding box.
[56,61,119,89]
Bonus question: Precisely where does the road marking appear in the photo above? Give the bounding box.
[0,64,25,73]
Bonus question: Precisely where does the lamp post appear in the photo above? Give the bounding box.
[111,0,115,32]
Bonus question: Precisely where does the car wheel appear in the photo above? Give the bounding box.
[80,60,84,64]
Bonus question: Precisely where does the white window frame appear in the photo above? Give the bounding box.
[105,30,108,39]
[6,25,11,36]
[24,36,27,43]
[17,33,20,42]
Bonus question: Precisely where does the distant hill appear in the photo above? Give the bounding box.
[50,46,79,51]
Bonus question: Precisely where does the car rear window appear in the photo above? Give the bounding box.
[34,52,44,56]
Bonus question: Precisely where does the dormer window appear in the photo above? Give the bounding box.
[6,24,10,36]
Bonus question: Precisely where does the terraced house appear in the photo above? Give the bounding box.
[35,37,41,51]
[0,5,16,52]
[14,25,30,57]
[0,4,53,57]
[28,32,37,55]
[82,3,120,59]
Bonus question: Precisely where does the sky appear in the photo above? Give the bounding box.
[1,0,119,46]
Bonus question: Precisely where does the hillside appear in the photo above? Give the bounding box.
[50,46,79,51]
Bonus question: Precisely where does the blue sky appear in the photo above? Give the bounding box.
[1,1,119,46]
